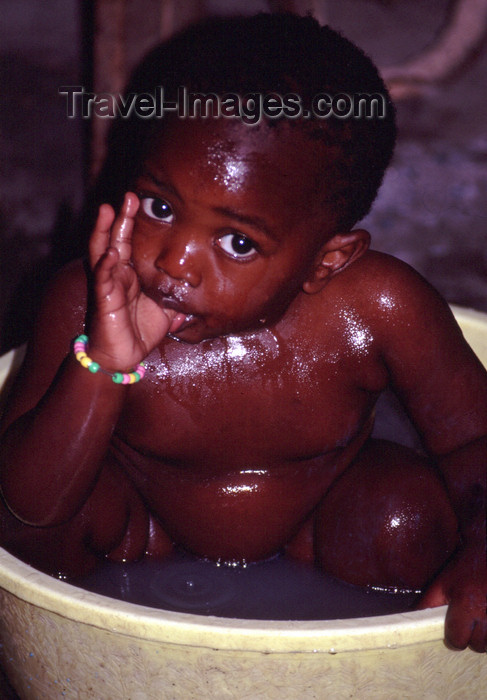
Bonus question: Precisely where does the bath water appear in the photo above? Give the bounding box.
[72,550,419,620]
[71,390,423,620]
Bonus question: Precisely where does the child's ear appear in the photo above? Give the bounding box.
[302,229,370,294]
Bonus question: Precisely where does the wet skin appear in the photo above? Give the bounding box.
[0,117,486,651]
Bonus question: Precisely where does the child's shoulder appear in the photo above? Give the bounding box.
[40,258,89,329]
[0,260,89,429]
[45,257,89,301]
[335,249,451,322]
[28,258,89,370]
[342,249,433,294]
[323,249,459,350]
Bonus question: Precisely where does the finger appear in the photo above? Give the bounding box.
[89,203,116,269]
[93,248,122,312]
[468,616,487,653]
[110,192,140,265]
[444,601,474,650]
[93,247,120,301]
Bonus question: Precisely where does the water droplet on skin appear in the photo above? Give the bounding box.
[338,307,373,356]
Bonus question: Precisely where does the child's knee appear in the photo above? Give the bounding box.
[315,439,459,590]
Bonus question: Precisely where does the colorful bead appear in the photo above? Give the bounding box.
[72,335,146,385]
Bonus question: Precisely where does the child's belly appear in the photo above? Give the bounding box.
[109,417,372,563]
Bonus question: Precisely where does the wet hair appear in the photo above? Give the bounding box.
[96,13,396,231]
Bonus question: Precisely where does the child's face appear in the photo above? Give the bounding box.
[132,116,338,343]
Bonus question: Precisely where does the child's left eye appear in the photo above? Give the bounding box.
[217,233,257,259]
[140,196,174,223]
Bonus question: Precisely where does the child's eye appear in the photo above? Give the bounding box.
[140,196,174,223]
[217,233,257,259]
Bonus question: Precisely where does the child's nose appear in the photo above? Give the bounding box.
[155,236,202,288]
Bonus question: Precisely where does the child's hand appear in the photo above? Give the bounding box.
[88,192,184,370]
[417,544,486,652]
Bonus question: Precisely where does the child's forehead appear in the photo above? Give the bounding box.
[145,117,338,195]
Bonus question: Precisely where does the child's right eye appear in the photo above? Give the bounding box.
[140,197,174,224]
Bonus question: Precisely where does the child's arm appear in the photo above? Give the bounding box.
[417,436,486,652]
[0,193,180,527]
[370,255,487,652]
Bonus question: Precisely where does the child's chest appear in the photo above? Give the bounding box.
[118,323,385,468]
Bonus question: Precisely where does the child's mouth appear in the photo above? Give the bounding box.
[160,294,198,335]
[168,312,195,334]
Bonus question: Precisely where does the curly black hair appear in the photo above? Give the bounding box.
[97,13,396,231]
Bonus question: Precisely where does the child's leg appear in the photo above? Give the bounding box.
[0,456,172,578]
[315,439,459,590]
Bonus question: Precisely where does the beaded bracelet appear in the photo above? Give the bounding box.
[73,335,146,384]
